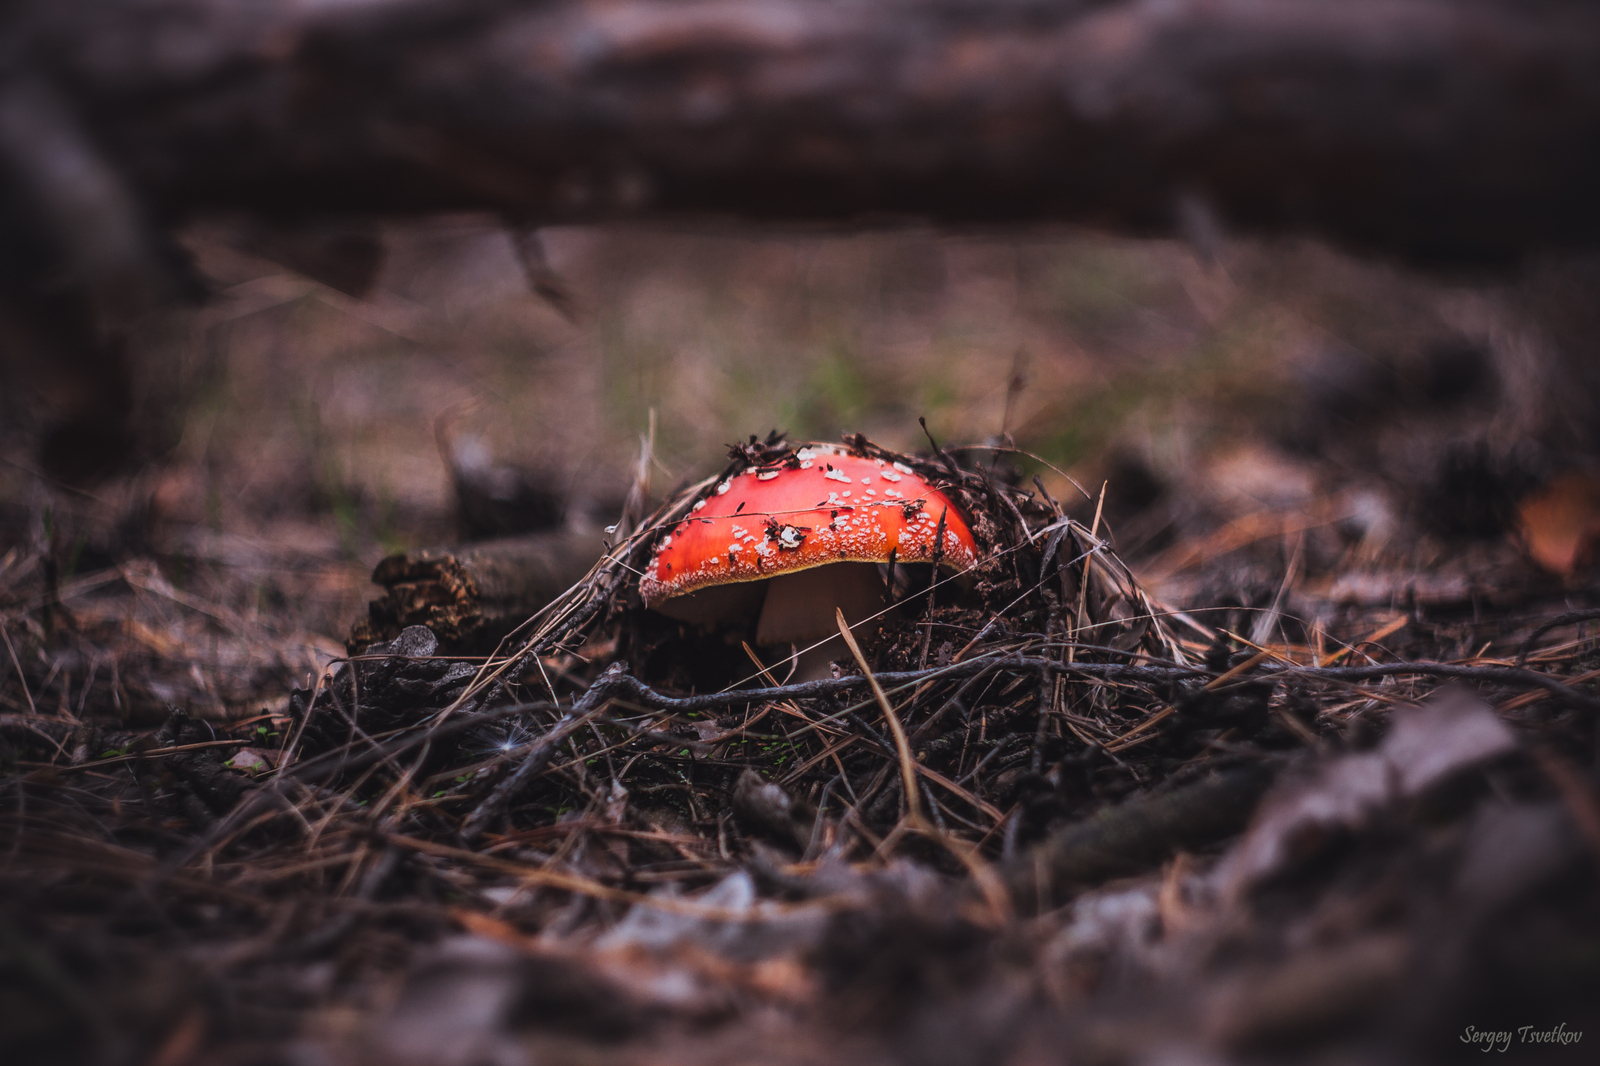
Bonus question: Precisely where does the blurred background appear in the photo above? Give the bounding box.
[7,216,1589,629]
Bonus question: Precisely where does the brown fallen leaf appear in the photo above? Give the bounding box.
[1518,471,1600,575]
[1216,689,1517,896]
[222,747,276,775]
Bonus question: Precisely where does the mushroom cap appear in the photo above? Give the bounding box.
[639,445,978,612]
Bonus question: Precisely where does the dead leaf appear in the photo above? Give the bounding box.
[1518,471,1600,574]
[223,748,275,774]
[1218,690,1517,894]
[125,617,183,658]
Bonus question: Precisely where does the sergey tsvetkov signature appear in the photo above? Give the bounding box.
[1461,1025,1583,1052]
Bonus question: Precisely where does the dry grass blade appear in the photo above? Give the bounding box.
[837,606,924,829]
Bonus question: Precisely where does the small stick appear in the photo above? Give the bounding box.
[1208,649,1273,689]
[41,738,248,772]
[1104,649,1273,748]
[919,416,960,477]
[460,665,629,842]
[1320,615,1408,666]
[1030,665,1051,774]
[1516,609,1600,667]
[908,660,999,745]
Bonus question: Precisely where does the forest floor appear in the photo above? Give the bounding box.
[2,226,1598,1065]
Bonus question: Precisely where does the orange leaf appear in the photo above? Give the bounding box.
[1518,472,1600,575]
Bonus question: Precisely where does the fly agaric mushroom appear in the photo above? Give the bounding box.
[639,444,978,680]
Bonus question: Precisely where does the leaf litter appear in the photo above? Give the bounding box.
[2,431,1599,1066]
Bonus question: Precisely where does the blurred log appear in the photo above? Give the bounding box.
[6,0,1600,266]
[349,532,606,655]
[1002,758,1278,911]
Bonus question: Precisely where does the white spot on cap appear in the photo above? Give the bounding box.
[757,470,780,481]
[796,448,817,460]
[716,482,731,495]
[824,468,852,484]
[692,499,706,512]
[893,462,913,474]
[800,461,813,469]
[881,471,903,483]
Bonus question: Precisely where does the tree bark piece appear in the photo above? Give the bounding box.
[350,532,606,655]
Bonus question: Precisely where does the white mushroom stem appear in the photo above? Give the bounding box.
[756,562,886,683]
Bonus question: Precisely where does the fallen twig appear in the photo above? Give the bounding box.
[459,664,630,841]
[1002,759,1280,911]
[1515,608,1600,666]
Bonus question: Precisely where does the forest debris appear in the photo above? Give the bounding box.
[1453,801,1585,916]
[1324,565,1492,607]
[7,419,1600,1066]
[0,713,70,746]
[1203,934,1410,1051]
[458,665,628,841]
[369,936,655,1066]
[440,426,568,542]
[837,608,924,828]
[1514,607,1600,666]
[1004,760,1279,911]
[1040,881,1165,986]
[595,871,833,966]
[732,771,814,852]
[222,747,274,775]
[349,532,606,654]
[457,882,830,1023]
[1217,690,1516,894]
[1141,492,1357,584]
[1517,470,1600,575]
[1381,691,1518,794]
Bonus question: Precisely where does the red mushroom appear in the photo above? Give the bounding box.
[640,445,979,681]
